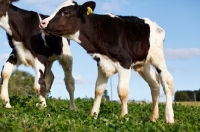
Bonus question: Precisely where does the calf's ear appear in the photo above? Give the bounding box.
[78,1,96,16]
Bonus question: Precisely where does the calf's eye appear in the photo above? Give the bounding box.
[62,11,69,16]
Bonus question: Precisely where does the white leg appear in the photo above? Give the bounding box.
[59,55,76,110]
[45,60,54,93]
[90,66,109,116]
[117,66,131,117]
[59,38,76,110]
[137,62,160,121]
[150,49,174,123]
[146,19,174,123]
[34,59,46,107]
[0,61,18,108]
[158,65,174,124]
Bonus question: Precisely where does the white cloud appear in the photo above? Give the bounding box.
[15,0,129,15]
[54,74,90,84]
[0,54,9,63]
[20,0,89,14]
[22,0,65,6]
[164,48,200,60]
[54,75,65,84]
[0,34,5,37]
[73,74,90,84]
[15,0,67,14]
[100,0,128,13]
[75,0,89,4]
[167,65,189,73]
[1,41,9,47]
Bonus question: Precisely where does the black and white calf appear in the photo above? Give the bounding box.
[0,0,76,109]
[40,0,174,123]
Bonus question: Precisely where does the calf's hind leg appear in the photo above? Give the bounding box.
[136,62,160,122]
[0,52,19,108]
[59,54,76,110]
[151,51,174,123]
[59,38,76,110]
[44,60,54,93]
[146,18,174,123]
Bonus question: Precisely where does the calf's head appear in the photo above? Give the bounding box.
[39,0,96,36]
[0,0,18,17]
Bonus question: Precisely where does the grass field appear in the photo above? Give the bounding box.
[175,101,200,107]
[0,96,200,132]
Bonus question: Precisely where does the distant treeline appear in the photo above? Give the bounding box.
[174,89,200,102]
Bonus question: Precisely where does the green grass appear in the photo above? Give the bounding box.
[0,96,200,132]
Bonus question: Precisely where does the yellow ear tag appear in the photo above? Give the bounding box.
[87,7,93,15]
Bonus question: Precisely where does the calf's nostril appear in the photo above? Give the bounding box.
[42,21,46,25]
[39,21,46,29]
[40,22,46,28]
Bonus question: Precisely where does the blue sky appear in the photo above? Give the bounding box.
[0,0,199,102]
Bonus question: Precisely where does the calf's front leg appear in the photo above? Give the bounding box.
[34,58,47,107]
[117,66,131,117]
[0,53,19,108]
[89,66,109,117]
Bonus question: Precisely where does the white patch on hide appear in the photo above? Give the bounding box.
[105,13,119,18]
[91,53,118,77]
[0,12,12,35]
[42,0,75,27]
[63,31,81,44]
[12,40,35,66]
[62,37,72,56]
